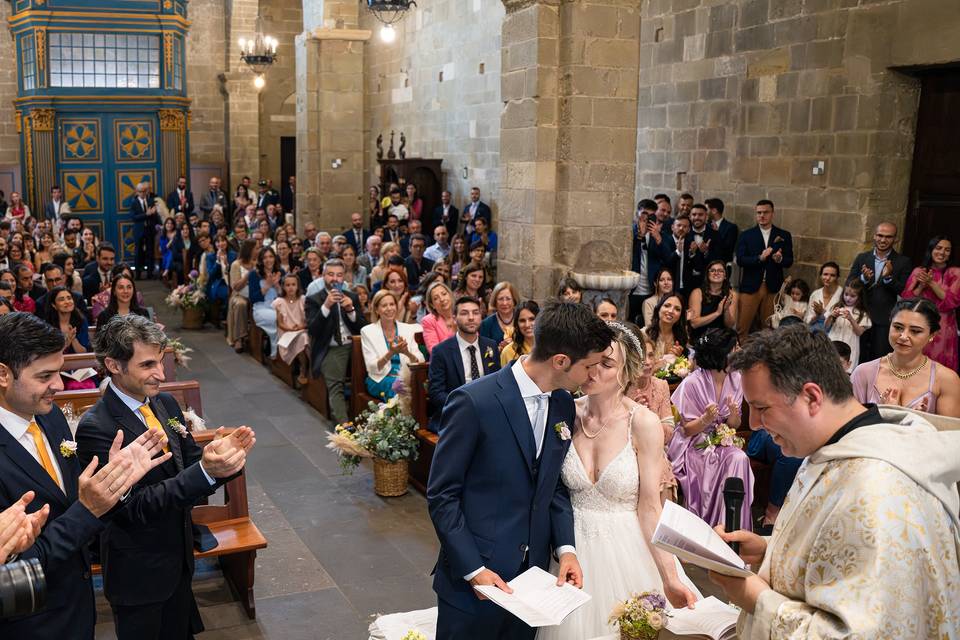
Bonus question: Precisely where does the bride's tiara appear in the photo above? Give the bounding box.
[606,321,645,357]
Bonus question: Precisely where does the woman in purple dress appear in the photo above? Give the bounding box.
[668,327,754,529]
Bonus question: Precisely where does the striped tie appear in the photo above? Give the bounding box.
[26,421,61,490]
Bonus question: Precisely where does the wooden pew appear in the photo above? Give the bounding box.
[301,353,330,419]
[407,362,435,493]
[269,355,296,388]
[55,380,204,416]
[61,347,178,382]
[247,305,267,365]
[90,429,268,620]
[349,335,376,419]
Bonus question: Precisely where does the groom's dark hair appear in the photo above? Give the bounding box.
[530,300,614,365]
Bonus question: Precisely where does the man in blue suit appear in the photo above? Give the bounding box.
[428,301,614,639]
[629,199,660,323]
[735,199,793,340]
[704,197,738,267]
[427,296,501,433]
[0,313,169,640]
[130,182,160,280]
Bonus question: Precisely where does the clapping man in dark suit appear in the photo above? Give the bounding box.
[165,175,195,218]
[76,315,256,639]
[705,197,738,267]
[735,199,793,340]
[427,296,500,432]
[461,187,492,236]
[81,242,116,301]
[305,259,366,424]
[130,182,160,280]
[656,215,695,297]
[432,190,459,238]
[0,313,170,640]
[428,302,614,639]
[847,222,912,361]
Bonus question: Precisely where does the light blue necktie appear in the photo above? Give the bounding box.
[532,394,549,456]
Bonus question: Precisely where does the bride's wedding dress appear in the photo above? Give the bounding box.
[538,406,701,640]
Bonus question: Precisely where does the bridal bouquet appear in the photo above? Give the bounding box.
[164,271,206,310]
[654,355,691,381]
[695,423,745,453]
[609,591,671,640]
[326,397,419,474]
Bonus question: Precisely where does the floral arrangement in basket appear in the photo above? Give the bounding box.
[654,354,691,381]
[609,591,671,640]
[166,337,194,369]
[326,396,419,474]
[695,423,745,453]
[400,632,427,640]
[164,271,206,310]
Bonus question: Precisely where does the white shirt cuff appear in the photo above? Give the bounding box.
[198,461,218,485]
[464,566,485,582]
[320,304,330,317]
[556,545,576,558]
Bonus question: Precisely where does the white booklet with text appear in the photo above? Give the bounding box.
[667,596,740,639]
[61,367,98,382]
[473,566,591,627]
[652,501,751,578]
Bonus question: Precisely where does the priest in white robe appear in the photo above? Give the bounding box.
[709,325,960,639]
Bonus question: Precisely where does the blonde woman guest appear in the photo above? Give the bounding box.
[420,281,456,353]
[499,300,539,367]
[361,289,424,399]
[370,241,400,286]
[480,281,518,350]
[227,239,257,352]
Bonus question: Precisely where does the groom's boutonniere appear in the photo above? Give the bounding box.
[554,421,571,441]
[59,439,77,458]
[484,346,494,360]
[166,418,188,438]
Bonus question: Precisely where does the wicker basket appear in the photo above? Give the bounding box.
[181,307,204,330]
[373,458,409,497]
[620,629,658,640]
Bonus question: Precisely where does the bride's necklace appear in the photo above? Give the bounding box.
[886,354,928,380]
[580,417,609,439]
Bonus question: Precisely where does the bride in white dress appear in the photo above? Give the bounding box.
[539,322,700,640]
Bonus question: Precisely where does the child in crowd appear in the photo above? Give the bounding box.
[825,278,871,371]
[772,277,810,327]
[272,273,310,385]
[832,340,852,373]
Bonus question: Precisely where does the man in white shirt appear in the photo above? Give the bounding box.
[426,296,500,432]
[423,224,451,263]
[44,185,72,235]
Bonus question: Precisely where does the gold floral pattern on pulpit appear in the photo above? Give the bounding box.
[63,170,102,212]
[61,120,100,162]
[115,120,155,161]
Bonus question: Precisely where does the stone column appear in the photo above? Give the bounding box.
[497,0,641,300]
[295,0,369,232]
[224,0,261,186]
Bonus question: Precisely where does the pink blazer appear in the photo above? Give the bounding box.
[420,313,454,353]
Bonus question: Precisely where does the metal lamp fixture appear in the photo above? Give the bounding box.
[238,12,278,89]
[367,0,417,42]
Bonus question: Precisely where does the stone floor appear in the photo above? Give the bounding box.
[93,281,721,639]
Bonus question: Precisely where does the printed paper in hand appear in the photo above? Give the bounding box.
[651,501,751,578]
[473,566,591,628]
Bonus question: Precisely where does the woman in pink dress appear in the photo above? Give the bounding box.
[404,183,423,221]
[902,235,960,371]
[419,281,455,353]
[272,273,310,385]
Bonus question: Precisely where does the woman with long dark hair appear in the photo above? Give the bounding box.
[688,259,737,342]
[642,293,688,371]
[249,246,283,358]
[43,285,90,354]
[499,300,540,367]
[95,274,148,329]
[227,239,258,352]
[902,235,960,370]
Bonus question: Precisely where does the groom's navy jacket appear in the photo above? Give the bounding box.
[427,364,575,613]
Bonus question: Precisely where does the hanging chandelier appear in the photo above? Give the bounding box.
[367,0,417,43]
[238,12,278,89]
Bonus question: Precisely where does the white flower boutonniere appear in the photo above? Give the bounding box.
[59,439,77,458]
[774,236,784,244]
[484,346,494,359]
[554,421,571,441]
[166,418,188,438]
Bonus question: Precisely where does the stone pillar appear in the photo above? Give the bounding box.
[497,0,642,300]
[225,0,261,186]
[295,0,369,232]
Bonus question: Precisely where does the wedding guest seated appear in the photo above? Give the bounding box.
[420,281,456,353]
[95,273,149,329]
[479,281,518,351]
[340,243,368,290]
[299,247,324,294]
[593,297,619,322]
[669,327,754,530]
[642,269,674,328]
[205,234,235,324]
[641,293,688,371]
[851,299,960,416]
[688,260,737,342]
[454,262,489,311]
[91,264,143,321]
[354,284,371,322]
[449,234,469,280]
[557,276,583,303]
[249,246,283,358]
[53,251,83,294]
[42,285,90,354]
[34,262,88,320]
[428,295,501,432]
[361,289,424,400]
[381,265,418,323]
[370,241,401,287]
[12,264,37,313]
[499,300,539,367]
[273,273,310,385]
[832,339,852,372]
[81,242,116,301]
[902,235,959,370]
[275,239,299,274]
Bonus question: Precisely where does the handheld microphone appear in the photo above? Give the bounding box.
[723,477,745,555]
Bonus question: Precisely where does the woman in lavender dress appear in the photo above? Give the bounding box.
[668,327,754,530]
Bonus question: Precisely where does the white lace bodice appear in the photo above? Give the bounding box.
[562,408,639,516]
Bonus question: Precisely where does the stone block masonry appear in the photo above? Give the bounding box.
[0,1,22,172]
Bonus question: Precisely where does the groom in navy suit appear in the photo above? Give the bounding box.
[428,302,615,639]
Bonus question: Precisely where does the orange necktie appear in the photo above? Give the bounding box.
[26,421,61,489]
[138,404,170,452]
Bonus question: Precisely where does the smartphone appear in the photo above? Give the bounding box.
[332,282,344,292]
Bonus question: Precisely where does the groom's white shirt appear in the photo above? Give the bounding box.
[463,356,575,581]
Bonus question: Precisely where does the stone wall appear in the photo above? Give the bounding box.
[635,0,960,284]
[259,0,302,186]
[185,0,228,169]
[0,1,21,173]
[360,0,505,213]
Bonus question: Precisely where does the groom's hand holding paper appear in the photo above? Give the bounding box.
[473,566,591,628]
[469,568,513,601]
